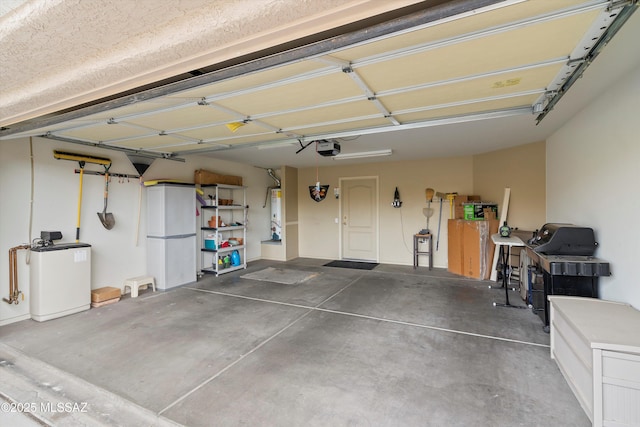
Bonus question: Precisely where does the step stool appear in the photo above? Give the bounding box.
[123,276,156,298]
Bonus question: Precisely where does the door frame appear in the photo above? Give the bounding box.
[338,176,379,262]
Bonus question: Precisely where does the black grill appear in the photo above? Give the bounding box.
[525,223,610,331]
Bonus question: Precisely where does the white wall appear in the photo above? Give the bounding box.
[547,63,640,309]
[297,157,475,267]
[473,141,546,231]
[0,136,272,324]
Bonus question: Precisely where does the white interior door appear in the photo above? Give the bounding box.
[341,177,378,262]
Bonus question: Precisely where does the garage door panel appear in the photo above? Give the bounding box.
[332,0,589,62]
[126,105,235,131]
[289,117,389,135]
[58,123,152,142]
[394,94,540,123]
[356,11,599,93]
[381,64,560,112]
[168,61,327,100]
[216,72,363,115]
[263,100,379,129]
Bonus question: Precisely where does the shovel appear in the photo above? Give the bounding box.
[75,161,86,242]
[97,170,115,229]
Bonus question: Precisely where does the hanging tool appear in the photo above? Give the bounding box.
[54,150,111,242]
[134,175,144,244]
[76,161,86,242]
[97,165,115,229]
[446,193,458,218]
[54,150,112,166]
[421,188,435,233]
[437,196,443,250]
[126,154,154,246]
[73,169,140,180]
[433,192,457,250]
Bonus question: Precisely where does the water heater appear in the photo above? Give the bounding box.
[270,188,282,241]
[30,243,92,321]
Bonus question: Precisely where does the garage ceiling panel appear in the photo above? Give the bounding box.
[160,142,228,153]
[262,100,380,129]
[331,0,589,62]
[58,123,152,142]
[160,144,208,153]
[356,10,599,93]
[167,61,328,101]
[125,105,235,131]
[215,133,289,145]
[79,98,188,122]
[214,72,363,115]
[8,119,102,139]
[381,63,561,113]
[295,117,390,136]
[395,94,540,123]
[106,135,187,150]
[177,121,271,141]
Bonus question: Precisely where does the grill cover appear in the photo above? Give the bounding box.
[528,223,597,256]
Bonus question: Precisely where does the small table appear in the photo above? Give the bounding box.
[413,233,432,270]
[491,233,526,309]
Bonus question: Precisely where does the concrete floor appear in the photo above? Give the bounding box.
[0,258,589,426]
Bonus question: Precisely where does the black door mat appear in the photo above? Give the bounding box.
[323,260,378,270]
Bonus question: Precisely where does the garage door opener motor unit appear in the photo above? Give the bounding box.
[316,140,340,157]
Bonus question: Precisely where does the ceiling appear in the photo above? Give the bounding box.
[1,0,639,168]
[0,0,26,17]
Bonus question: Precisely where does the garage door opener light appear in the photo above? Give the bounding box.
[333,149,392,160]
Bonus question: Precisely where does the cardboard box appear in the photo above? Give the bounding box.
[483,208,497,220]
[453,195,481,219]
[91,287,121,303]
[463,203,498,220]
[91,298,120,308]
[447,219,498,279]
[462,219,498,279]
[194,169,243,186]
[447,219,465,275]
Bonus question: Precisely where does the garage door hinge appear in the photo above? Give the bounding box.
[608,0,635,11]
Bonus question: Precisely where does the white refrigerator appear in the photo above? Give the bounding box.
[146,183,197,290]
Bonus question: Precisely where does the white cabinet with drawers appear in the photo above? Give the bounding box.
[549,296,640,427]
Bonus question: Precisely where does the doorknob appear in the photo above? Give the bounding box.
[343,216,347,225]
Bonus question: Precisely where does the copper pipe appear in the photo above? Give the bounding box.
[3,245,30,305]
